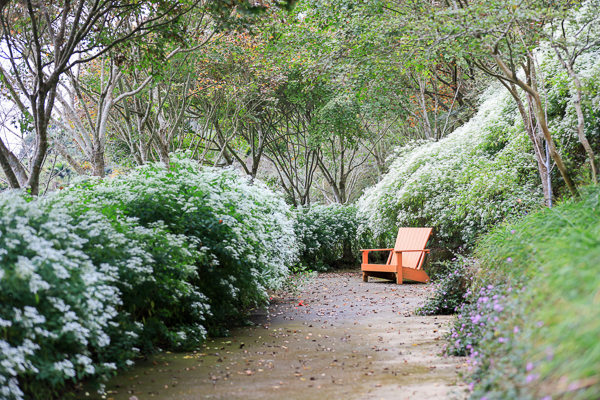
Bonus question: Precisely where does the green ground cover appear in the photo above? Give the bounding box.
[436,188,600,400]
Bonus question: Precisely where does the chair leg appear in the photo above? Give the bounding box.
[362,272,368,282]
[396,270,403,285]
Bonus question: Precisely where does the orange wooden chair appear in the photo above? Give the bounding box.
[361,227,432,284]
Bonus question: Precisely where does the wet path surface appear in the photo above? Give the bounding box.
[82,272,467,400]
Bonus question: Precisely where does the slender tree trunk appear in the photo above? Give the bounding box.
[91,144,105,177]
[566,65,597,184]
[27,87,57,196]
[500,81,552,205]
[491,53,578,197]
[54,142,87,176]
[417,77,433,139]
[0,138,29,186]
[552,47,598,184]
[0,141,21,188]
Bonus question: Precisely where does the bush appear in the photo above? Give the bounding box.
[294,204,371,271]
[357,84,545,251]
[0,154,299,399]
[416,256,475,316]
[0,194,135,400]
[60,153,298,335]
[446,187,600,400]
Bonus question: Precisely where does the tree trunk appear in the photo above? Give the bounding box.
[54,142,87,176]
[0,138,28,186]
[417,77,433,139]
[567,67,597,184]
[154,138,170,166]
[0,141,21,188]
[91,145,106,177]
[491,53,578,197]
[27,87,57,196]
[552,47,598,184]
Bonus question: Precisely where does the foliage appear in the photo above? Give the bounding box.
[294,204,371,271]
[58,153,298,333]
[358,84,544,250]
[445,187,600,399]
[540,46,600,185]
[0,194,136,399]
[416,256,475,316]
[0,154,298,399]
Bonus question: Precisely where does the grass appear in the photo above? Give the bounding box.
[465,187,600,399]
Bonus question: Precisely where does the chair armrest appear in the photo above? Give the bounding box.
[360,248,394,252]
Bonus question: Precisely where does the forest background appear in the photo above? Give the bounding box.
[3,0,599,247]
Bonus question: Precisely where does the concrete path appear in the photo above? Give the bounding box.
[83,272,467,400]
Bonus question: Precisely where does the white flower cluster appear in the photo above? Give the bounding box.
[0,195,124,400]
[538,46,600,151]
[89,152,299,294]
[294,203,366,270]
[358,84,544,245]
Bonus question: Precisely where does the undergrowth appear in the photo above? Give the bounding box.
[446,187,600,400]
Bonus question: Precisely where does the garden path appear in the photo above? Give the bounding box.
[82,272,467,400]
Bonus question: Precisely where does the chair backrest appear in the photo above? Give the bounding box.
[389,227,432,270]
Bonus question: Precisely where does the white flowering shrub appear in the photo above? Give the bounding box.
[0,154,298,399]
[0,193,130,400]
[358,85,544,249]
[59,152,298,335]
[294,204,373,271]
[43,193,209,354]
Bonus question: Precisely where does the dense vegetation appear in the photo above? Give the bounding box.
[1,0,600,399]
[294,204,372,271]
[0,155,297,399]
[441,188,600,399]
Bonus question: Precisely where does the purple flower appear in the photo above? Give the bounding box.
[546,347,554,361]
[468,382,475,391]
[514,326,519,334]
[507,257,513,263]
[537,321,544,327]
[510,229,516,234]
[526,362,533,372]
[525,373,539,383]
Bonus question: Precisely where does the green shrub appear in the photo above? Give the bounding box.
[357,85,545,251]
[416,256,475,316]
[0,194,136,399]
[294,204,371,271]
[57,153,298,335]
[447,187,600,400]
[0,154,299,399]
